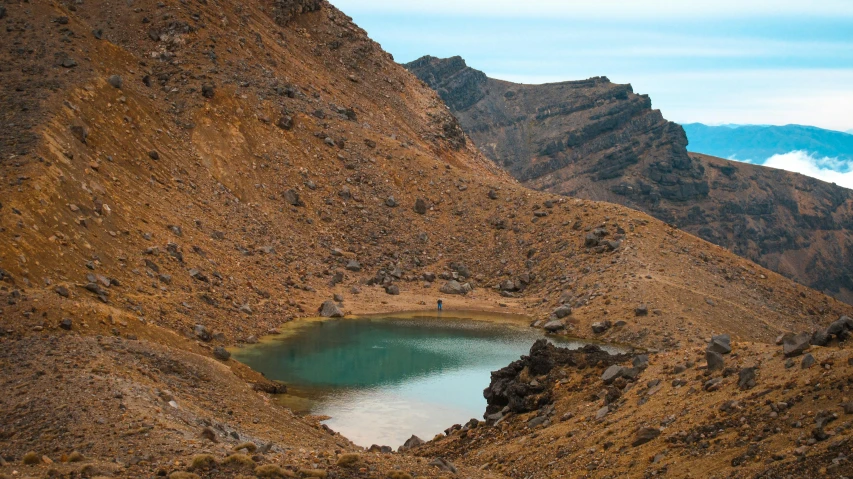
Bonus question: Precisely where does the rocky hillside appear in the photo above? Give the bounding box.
[1,1,852,478]
[405,56,853,303]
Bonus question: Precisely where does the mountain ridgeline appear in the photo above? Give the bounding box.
[405,56,853,303]
[682,123,853,162]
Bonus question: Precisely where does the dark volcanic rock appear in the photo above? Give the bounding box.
[484,339,626,416]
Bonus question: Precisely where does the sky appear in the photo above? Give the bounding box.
[330,0,853,133]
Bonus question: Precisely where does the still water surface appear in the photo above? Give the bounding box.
[232,311,613,447]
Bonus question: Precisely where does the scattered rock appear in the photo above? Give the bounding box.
[189,269,208,282]
[801,353,816,369]
[148,150,160,160]
[399,435,424,451]
[318,300,343,318]
[70,125,88,144]
[635,305,649,316]
[213,347,231,361]
[276,116,294,130]
[543,320,564,333]
[427,458,457,474]
[345,260,361,272]
[194,325,212,341]
[385,197,397,207]
[413,198,427,214]
[439,280,467,295]
[55,285,69,298]
[59,318,72,330]
[707,334,732,355]
[283,189,303,207]
[108,75,123,89]
[783,332,811,357]
[826,315,853,340]
[706,350,724,371]
[552,305,572,319]
[704,378,723,392]
[737,367,756,390]
[602,365,633,384]
[202,84,215,98]
[59,56,78,68]
[632,355,649,370]
[384,284,400,295]
[631,427,661,447]
[591,320,611,334]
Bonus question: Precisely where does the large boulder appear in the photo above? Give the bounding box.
[783,332,811,357]
[827,316,853,339]
[591,321,611,334]
[543,320,565,333]
[318,300,343,318]
[601,365,636,384]
[213,346,231,361]
[384,284,400,295]
[398,435,424,451]
[706,350,724,371]
[552,305,572,319]
[707,334,732,355]
[440,280,466,295]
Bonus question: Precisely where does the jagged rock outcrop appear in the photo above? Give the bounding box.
[483,339,628,416]
[406,56,853,303]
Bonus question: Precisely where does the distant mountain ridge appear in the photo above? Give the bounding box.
[405,55,853,303]
[682,123,853,162]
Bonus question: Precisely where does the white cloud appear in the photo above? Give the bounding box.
[331,0,853,19]
[761,151,853,189]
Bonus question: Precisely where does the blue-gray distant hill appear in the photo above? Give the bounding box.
[682,123,853,162]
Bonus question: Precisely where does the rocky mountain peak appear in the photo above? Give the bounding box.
[407,55,853,303]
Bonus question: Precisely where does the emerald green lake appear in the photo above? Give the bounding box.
[232,311,617,447]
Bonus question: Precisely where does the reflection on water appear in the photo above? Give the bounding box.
[232,311,616,447]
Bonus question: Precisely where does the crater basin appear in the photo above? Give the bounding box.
[232,310,618,447]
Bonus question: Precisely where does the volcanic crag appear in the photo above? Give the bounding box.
[1,1,852,478]
[405,56,853,304]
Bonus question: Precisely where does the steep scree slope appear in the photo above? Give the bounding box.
[0,2,852,478]
[405,56,853,304]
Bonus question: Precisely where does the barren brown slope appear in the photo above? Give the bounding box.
[405,56,853,304]
[0,1,852,478]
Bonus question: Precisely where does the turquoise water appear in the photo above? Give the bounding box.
[232,311,613,447]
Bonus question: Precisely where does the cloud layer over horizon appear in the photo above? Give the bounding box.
[749,151,853,190]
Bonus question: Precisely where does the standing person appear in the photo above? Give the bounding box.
[437,299,443,311]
